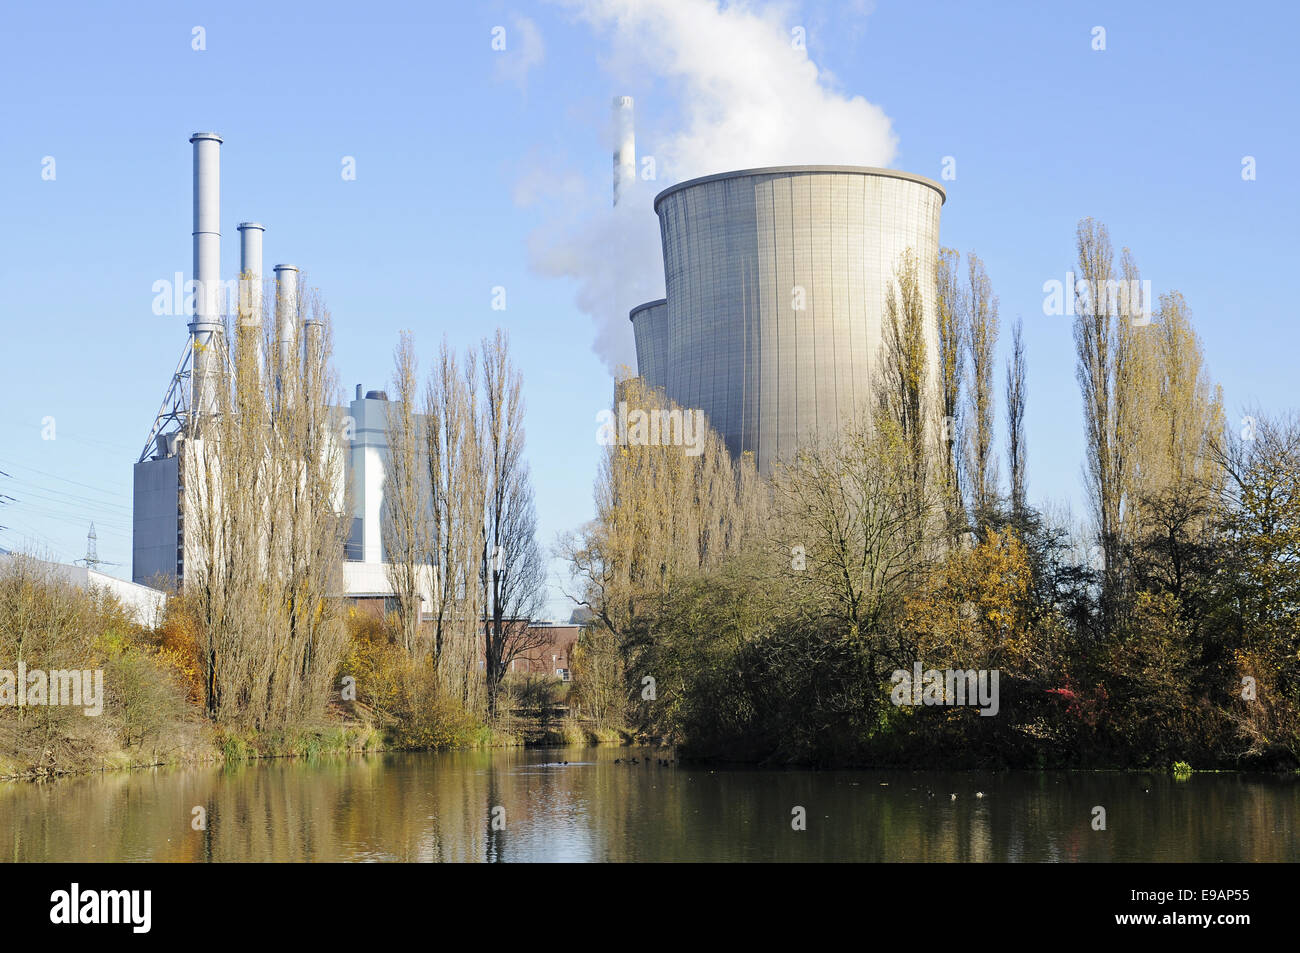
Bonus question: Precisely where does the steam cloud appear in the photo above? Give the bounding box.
[528,0,899,372]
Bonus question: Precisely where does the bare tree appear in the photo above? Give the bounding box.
[936,247,966,524]
[188,278,349,730]
[423,339,484,710]
[879,249,934,515]
[1072,218,1142,626]
[772,413,936,638]
[479,330,547,715]
[1006,315,1027,516]
[965,252,1000,519]
[382,331,430,655]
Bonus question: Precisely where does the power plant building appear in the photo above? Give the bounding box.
[132,132,432,613]
[133,129,944,609]
[631,166,946,475]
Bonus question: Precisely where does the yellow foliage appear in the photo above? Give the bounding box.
[904,528,1033,671]
[155,597,206,705]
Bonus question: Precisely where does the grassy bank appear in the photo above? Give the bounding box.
[0,559,636,783]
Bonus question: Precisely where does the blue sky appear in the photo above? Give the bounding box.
[1,0,1296,618]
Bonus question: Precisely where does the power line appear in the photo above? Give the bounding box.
[0,458,131,504]
[1,481,133,515]
[2,507,130,537]
[15,421,139,456]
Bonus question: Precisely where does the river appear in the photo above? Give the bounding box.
[2,746,1296,861]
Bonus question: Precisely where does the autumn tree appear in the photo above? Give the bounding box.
[1124,292,1224,621]
[1006,316,1027,516]
[561,373,764,720]
[187,276,350,730]
[382,331,431,655]
[1072,218,1144,628]
[1210,411,1300,763]
[965,253,1000,519]
[936,247,966,526]
[480,329,548,715]
[423,338,484,707]
[878,249,937,531]
[904,527,1033,672]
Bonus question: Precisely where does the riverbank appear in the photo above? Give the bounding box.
[0,706,642,784]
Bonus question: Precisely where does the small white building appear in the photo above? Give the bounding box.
[0,554,167,629]
[340,385,437,613]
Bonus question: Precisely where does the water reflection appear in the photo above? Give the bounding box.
[1,748,1296,862]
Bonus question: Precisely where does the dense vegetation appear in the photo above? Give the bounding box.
[0,286,549,779]
[564,221,1300,770]
[0,556,206,778]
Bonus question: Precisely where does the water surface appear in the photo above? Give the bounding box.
[2,747,1295,861]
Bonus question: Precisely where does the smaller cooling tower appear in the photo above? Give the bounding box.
[629,299,668,391]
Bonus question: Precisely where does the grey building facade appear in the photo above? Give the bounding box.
[631,165,945,475]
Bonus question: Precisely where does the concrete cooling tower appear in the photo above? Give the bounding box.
[631,166,946,475]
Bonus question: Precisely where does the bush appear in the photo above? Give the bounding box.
[338,610,482,749]
[0,556,203,777]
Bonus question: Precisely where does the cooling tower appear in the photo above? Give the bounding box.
[634,166,945,475]
[629,298,668,389]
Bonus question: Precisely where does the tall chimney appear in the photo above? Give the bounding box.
[188,132,223,419]
[237,222,265,380]
[302,310,323,380]
[274,264,299,390]
[613,96,635,207]
[237,222,264,329]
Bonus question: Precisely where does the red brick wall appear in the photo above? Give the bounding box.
[508,625,580,677]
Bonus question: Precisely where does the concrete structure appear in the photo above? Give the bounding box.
[336,386,439,613]
[629,298,668,391]
[135,132,228,587]
[132,450,181,584]
[632,165,946,475]
[344,385,392,565]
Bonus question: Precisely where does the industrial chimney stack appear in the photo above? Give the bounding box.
[613,96,635,207]
[303,307,323,379]
[274,264,300,391]
[237,222,265,330]
[188,132,223,419]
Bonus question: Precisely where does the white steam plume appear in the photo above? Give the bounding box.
[529,0,899,373]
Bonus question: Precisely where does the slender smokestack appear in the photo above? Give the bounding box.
[302,308,323,381]
[613,96,635,207]
[274,264,300,390]
[237,222,264,330]
[188,132,222,418]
